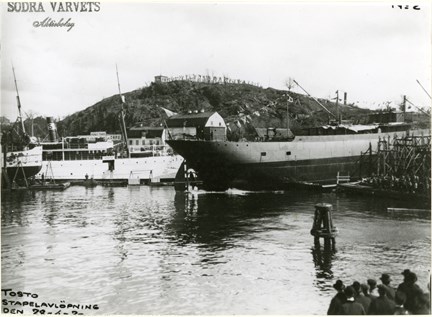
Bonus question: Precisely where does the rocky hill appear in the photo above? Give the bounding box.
[55,80,373,138]
[6,79,427,141]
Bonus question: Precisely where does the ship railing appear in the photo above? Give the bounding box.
[336,172,351,185]
[129,144,174,156]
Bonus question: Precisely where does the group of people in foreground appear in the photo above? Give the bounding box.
[327,270,430,315]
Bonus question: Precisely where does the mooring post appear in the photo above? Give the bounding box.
[310,203,338,250]
[184,160,189,191]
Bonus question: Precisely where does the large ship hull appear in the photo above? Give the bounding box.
[35,155,183,182]
[167,129,430,190]
[3,146,43,181]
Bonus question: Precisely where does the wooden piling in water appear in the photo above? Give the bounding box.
[310,203,338,250]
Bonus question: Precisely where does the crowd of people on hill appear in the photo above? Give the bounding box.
[327,270,430,315]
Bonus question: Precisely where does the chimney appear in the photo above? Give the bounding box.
[46,117,57,142]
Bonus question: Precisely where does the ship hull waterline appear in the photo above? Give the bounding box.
[167,130,428,191]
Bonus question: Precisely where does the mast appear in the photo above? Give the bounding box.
[116,64,130,158]
[286,100,289,134]
[293,80,337,119]
[336,90,339,123]
[12,65,27,135]
[283,93,292,137]
[416,79,432,100]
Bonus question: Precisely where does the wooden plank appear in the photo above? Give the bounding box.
[387,208,430,213]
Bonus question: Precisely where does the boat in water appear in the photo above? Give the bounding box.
[1,66,43,186]
[167,120,430,191]
[35,119,183,184]
[3,145,43,182]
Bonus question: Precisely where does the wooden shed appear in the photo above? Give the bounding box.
[166,111,226,141]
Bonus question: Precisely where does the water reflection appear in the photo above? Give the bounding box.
[1,186,430,315]
[170,191,290,248]
[311,242,337,283]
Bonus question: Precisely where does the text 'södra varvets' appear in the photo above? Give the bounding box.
[7,2,101,12]
[7,2,101,32]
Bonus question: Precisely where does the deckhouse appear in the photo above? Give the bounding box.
[166,111,226,141]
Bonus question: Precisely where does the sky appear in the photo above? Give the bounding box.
[1,1,431,121]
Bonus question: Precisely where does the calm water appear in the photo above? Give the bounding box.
[1,186,430,315]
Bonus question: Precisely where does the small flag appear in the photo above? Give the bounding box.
[160,107,178,117]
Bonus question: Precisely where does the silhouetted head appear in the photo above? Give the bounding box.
[380,273,391,285]
[406,272,418,284]
[360,284,369,295]
[377,285,386,296]
[352,281,361,295]
[333,280,345,292]
[344,286,355,298]
[367,279,377,289]
[401,269,411,279]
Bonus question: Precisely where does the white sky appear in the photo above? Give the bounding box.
[1,1,431,121]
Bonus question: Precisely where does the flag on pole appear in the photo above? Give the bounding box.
[160,107,178,117]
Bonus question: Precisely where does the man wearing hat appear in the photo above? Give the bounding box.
[327,280,346,315]
[397,269,411,297]
[379,273,395,300]
[352,281,372,313]
[367,279,379,297]
[398,271,424,313]
[340,286,366,315]
[368,284,396,314]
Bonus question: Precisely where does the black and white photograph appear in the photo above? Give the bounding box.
[1,1,431,315]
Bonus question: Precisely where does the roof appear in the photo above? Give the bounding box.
[127,127,164,138]
[166,111,216,128]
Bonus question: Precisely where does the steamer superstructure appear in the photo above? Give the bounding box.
[35,133,182,182]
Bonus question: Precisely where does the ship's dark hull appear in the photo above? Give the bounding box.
[167,139,371,191]
[3,146,44,182]
[167,129,430,191]
[197,155,363,190]
[173,143,360,190]
[6,165,43,181]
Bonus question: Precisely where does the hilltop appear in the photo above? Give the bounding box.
[54,79,373,138]
[5,77,426,141]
